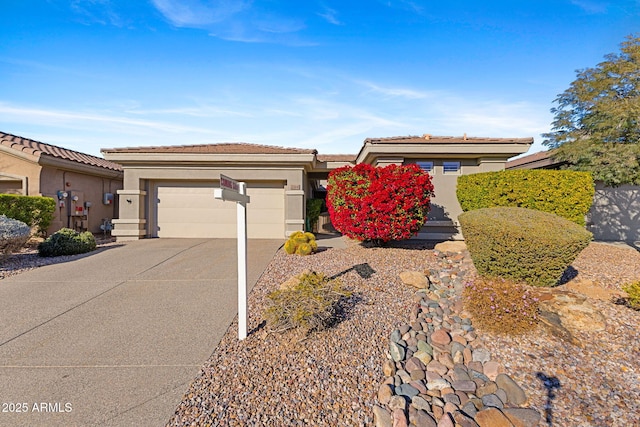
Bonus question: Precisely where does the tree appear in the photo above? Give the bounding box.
[543,34,640,186]
[326,163,434,245]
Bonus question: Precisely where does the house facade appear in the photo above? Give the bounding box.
[102,135,532,241]
[506,150,640,243]
[0,132,123,234]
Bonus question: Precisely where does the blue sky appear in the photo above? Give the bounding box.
[1,1,639,158]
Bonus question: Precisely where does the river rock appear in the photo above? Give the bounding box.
[373,405,392,427]
[495,374,527,406]
[475,407,513,427]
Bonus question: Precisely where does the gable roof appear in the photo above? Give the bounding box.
[101,143,317,155]
[0,132,122,172]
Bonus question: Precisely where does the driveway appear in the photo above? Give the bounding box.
[0,238,281,427]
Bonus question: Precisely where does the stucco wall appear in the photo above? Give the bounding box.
[40,167,122,234]
[0,151,41,195]
[587,182,640,243]
[113,165,305,239]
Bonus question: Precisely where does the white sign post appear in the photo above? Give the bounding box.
[214,175,251,340]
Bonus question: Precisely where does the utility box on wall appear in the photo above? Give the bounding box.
[103,193,114,205]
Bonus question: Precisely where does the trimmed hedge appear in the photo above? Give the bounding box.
[456,169,594,226]
[38,228,97,257]
[459,207,592,287]
[0,194,56,235]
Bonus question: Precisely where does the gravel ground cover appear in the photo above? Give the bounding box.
[165,239,640,427]
[2,238,638,426]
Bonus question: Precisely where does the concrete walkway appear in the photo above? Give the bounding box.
[0,238,281,427]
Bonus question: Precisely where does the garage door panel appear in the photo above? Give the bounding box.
[155,181,284,238]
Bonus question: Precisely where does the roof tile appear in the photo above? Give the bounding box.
[101,143,317,155]
[364,135,534,144]
[0,132,123,171]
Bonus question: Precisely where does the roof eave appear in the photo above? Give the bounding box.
[38,155,124,179]
[355,141,533,164]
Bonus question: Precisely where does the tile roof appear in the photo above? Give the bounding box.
[506,150,554,168]
[0,132,122,171]
[316,154,357,162]
[364,134,534,144]
[101,143,318,155]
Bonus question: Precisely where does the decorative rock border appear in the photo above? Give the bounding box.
[373,249,542,427]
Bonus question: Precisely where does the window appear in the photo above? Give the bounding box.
[443,161,461,175]
[416,161,434,173]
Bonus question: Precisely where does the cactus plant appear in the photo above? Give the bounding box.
[284,239,297,254]
[296,242,313,255]
[283,231,318,256]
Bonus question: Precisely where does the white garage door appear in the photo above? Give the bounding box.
[154,181,285,238]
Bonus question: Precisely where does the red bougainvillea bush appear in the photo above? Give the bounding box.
[326,163,434,245]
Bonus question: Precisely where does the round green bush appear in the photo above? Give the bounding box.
[459,207,592,287]
[38,228,97,257]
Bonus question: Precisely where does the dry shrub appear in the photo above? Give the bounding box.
[463,276,539,335]
[264,271,351,334]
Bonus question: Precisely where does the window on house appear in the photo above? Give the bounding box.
[443,161,461,175]
[416,161,434,173]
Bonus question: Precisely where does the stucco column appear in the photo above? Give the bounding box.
[285,175,305,236]
[112,189,147,240]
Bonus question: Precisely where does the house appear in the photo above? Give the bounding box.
[506,150,640,243]
[101,134,532,241]
[0,132,123,234]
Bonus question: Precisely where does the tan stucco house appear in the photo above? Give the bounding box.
[0,132,123,234]
[102,134,532,241]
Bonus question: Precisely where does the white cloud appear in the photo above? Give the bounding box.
[357,80,438,100]
[150,0,249,27]
[317,6,342,25]
[570,0,609,14]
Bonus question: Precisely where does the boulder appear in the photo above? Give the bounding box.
[434,241,467,253]
[399,271,429,289]
[537,288,606,347]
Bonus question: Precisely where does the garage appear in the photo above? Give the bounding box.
[153,181,285,239]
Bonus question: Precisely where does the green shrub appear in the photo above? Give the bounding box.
[0,194,56,235]
[463,276,539,335]
[38,228,97,257]
[0,215,31,255]
[456,169,594,226]
[459,207,592,287]
[283,231,317,256]
[622,280,640,310]
[264,271,352,334]
[306,199,323,232]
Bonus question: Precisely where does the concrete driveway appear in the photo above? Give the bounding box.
[0,238,281,427]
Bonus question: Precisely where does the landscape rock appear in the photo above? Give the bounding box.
[495,374,527,406]
[392,408,408,427]
[399,271,429,289]
[537,289,606,333]
[434,241,467,254]
[474,407,514,427]
[502,407,542,427]
[410,408,437,427]
[373,405,393,427]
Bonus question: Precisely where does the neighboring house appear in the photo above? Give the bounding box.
[0,132,123,234]
[506,150,640,243]
[102,134,532,241]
